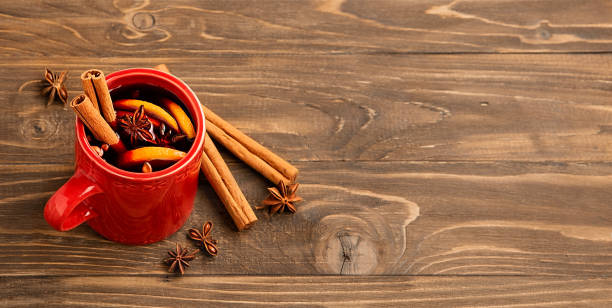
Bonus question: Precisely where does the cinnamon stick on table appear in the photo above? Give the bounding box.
[203,106,298,183]
[202,134,256,230]
[154,64,257,231]
[70,94,126,153]
[206,120,291,185]
[153,64,299,184]
[81,69,116,125]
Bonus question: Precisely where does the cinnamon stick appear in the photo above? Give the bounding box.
[81,69,116,125]
[157,63,294,182]
[206,120,291,185]
[204,134,257,226]
[155,64,257,230]
[70,94,126,153]
[203,106,299,182]
[200,150,251,231]
[157,64,297,181]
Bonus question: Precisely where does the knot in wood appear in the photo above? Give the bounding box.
[537,28,551,40]
[21,118,56,140]
[131,12,155,30]
[535,22,552,40]
[328,231,377,275]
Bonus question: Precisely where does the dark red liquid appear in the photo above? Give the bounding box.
[85,84,195,172]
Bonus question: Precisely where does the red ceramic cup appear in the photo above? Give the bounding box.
[44,68,205,245]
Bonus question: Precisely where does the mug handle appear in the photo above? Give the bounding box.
[44,170,101,231]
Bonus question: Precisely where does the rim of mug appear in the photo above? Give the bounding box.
[74,68,205,180]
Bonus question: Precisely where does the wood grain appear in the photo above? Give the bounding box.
[2,0,612,306]
[1,0,612,57]
[0,161,610,276]
[0,276,611,307]
[3,54,612,164]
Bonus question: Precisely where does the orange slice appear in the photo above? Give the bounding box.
[116,147,187,169]
[114,99,179,132]
[160,98,196,139]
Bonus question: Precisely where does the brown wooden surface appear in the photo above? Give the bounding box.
[1,0,612,307]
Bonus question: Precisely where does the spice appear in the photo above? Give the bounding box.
[201,101,298,182]
[257,181,302,214]
[153,64,260,231]
[142,162,152,173]
[42,68,68,106]
[91,146,104,157]
[80,69,115,122]
[70,94,127,153]
[117,105,156,146]
[206,121,291,185]
[188,221,218,256]
[156,122,186,148]
[202,134,257,230]
[164,243,197,275]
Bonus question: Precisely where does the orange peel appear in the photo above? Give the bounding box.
[116,146,187,169]
[114,99,179,132]
[160,98,196,139]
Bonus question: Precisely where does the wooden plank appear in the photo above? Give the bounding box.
[2,54,612,163]
[1,161,610,276]
[1,0,612,56]
[0,275,611,307]
[4,0,612,306]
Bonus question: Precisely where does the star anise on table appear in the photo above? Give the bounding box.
[156,122,186,147]
[164,243,198,275]
[257,181,302,215]
[188,221,218,256]
[42,68,68,106]
[117,105,156,145]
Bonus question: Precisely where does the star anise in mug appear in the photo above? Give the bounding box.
[257,181,302,215]
[188,221,218,256]
[42,68,68,106]
[164,243,198,275]
[117,105,156,145]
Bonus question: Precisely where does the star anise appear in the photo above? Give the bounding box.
[42,68,68,106]
[156,122,186,147]
[117,105,156,145]
[188,221,218,256]
[257,181,302,215]
[164,243,198,275]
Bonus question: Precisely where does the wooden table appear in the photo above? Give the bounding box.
[1,1,611,306]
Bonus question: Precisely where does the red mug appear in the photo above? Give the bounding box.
[44,68,205,245]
